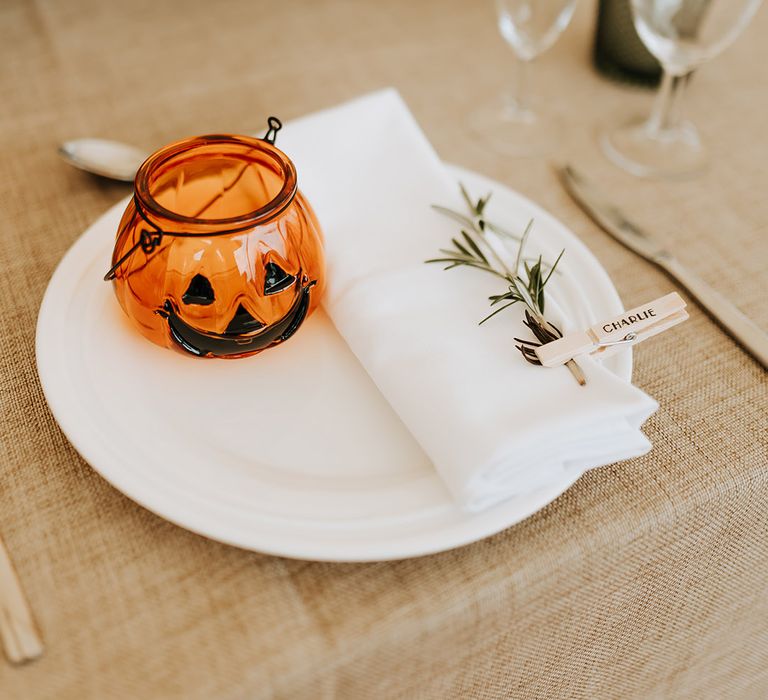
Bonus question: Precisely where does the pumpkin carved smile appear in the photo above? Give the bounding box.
[157,277,315,357]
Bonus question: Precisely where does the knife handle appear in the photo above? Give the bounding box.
[0,535,43,664]
[660,256,768,369]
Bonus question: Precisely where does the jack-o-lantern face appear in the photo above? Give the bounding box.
[155,207,321,357]
[107,133,325,358]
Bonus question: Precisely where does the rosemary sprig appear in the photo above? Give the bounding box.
[426,185,586,386]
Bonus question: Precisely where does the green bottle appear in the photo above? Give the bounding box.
[593,0,661,87]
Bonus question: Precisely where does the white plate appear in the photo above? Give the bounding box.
[36,165,630,562]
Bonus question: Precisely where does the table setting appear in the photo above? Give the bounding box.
[2,0,767,697]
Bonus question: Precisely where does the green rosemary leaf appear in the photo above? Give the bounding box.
[438,249,473,259]
[427,257,506,278]
[514,219,534,277]
[479,302,517,325]
[485,221,521,241]
[459,183,475,212]
[476,193,491,215]
[431,205,476,229]
[489,292,513,303]
[512,277,536,310]
[542,248,565,287]
[451,237,472,258]
[489,292,519,306]
[534,255,545,312]
[524,256,553,271]
[461,230,488,264]
[459,261,507,276]
[425,257,467,264]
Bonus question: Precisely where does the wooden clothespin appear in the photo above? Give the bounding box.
[535,292,688,368]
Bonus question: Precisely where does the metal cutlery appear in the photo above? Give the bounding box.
[558,165,768,370]
[0,534,43,664]
[58,138,147,182]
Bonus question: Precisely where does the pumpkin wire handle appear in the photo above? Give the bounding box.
[103,195,166,281]
[103,117,285,282]
[103,226,163,281]
[263,116,282,145]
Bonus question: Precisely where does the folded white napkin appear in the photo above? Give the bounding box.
[280,89,658,512]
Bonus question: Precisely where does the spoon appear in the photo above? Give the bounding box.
[58,138,148,182]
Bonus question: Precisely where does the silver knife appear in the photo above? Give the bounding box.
[558,165,768,370]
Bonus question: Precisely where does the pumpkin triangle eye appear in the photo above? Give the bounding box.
[224,303,265,335]
[263,262,295,295]
[182,274,215,306]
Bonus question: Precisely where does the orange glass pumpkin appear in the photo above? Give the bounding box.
[106,128,325,358]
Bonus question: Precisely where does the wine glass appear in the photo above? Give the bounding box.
[602,0,763,178]
[471,0,578,156]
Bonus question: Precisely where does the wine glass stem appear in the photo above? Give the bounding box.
[510,55,533,116]
[646,70,688,136]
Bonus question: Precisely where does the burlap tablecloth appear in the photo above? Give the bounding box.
[2,0,767,697]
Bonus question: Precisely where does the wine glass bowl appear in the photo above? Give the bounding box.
[602,0,763,178]
[632,0,762,74]
[497,1,578,61]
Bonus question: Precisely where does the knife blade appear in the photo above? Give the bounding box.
[558,164,768,370]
